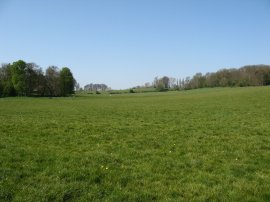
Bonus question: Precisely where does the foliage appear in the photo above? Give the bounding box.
[108,88,157,94]
[183,65,270,90]
[133,87,156,93]
[11,60,27,95]
[84,83,109,92]
[0,64,16,96]
[108,89,130,94]
[153,76,170,91]
[60,67,75,96]
[0,87,270,201]
[0,61,75,97]
[45,66,61,96]
[152,65,270,91]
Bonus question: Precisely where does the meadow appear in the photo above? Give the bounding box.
[0,87,269,201]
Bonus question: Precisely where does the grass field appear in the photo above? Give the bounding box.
[0,87,270,201]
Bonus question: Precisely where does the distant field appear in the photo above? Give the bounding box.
[106,87,157,94]
[0,87,270,201]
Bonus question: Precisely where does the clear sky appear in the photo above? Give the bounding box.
[1,0,270,89]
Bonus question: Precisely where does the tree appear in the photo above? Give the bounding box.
[153,76,170,91]
[35,68,46,96]
[162,76,170,89]
[45,66,61,96]
[0,64,16,96]
[184,77,191,89]
[59,67,75,96]
[156,79,166,91]
[153,76,159,88]
[84,83,109,92]
[0,78,3,97]
[169,77,177,89]
[1,60,77,97]
[11,60,27,95]
[74,80,81,92]
[144,82,151,88]
[25,63,44,96]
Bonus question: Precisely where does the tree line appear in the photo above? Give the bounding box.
[151,65,270,91]
[0,60,76,97]
[84,83,110,92]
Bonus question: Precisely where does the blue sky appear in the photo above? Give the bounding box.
[1,0,270,89]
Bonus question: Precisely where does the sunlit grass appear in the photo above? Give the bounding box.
[0,87,269,201]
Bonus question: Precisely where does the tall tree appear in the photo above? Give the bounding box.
[25,63,43,96]
[59,67,75,96]
[162,76,170,89]
[0,64,16,96]
[11,60,27,95]
[35,68,46,96]
[45,66,61,96]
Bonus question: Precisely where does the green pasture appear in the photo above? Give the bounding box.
[0,87,269,201]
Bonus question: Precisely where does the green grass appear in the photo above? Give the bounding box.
[132,87,157,93]
[0,87,270,201]
[107,87,157,94]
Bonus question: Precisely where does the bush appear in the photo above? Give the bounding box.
[159,88,169,92]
